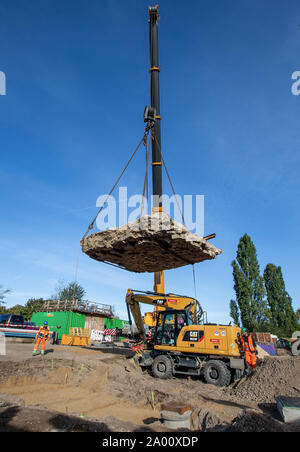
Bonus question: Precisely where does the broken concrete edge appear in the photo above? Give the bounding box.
[82,213,220,244]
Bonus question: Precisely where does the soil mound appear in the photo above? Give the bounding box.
[226,410,289,432]
[229,356,300,403]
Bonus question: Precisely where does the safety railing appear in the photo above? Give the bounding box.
[39,300,113,317]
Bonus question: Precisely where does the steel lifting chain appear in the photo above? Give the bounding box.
[82,123,155,240]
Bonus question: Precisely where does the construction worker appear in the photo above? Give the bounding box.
[32,321,50,356]
[240,327,257,369]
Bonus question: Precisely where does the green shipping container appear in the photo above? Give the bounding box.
[31,311,86,339]
[104,317,129,330]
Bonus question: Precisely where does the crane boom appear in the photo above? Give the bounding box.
[149,5,165,294]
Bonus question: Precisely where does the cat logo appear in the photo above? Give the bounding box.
[155,299,165,305]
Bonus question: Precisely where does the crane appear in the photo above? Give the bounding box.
[122,7,250,388]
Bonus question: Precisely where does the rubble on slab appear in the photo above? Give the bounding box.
[81,213,222,273]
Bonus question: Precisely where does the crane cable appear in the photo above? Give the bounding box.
[153,134,198,300]
[140,130,152,217]
[153,135,186,227]
[80,124,198,301]
[82,127,152,241]
[78,127,153,286]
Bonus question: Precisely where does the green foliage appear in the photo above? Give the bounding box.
[296,309,300,322]
[4,298,45,320]
[23,298,45,320]
[0,285,10,307]
[263,264,298,337]
[229,299,240,326]
[230,234,299,337]
[52,281,86,302]
[230,234,267,332]
[7,304,26,315]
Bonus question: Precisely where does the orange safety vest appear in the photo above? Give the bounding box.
[241,334,256,353]
[36,327,50,341]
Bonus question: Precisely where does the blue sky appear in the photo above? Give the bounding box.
[0,0,299,322]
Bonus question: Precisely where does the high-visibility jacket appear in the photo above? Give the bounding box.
[35,327,50,341]
[241,334,256,353]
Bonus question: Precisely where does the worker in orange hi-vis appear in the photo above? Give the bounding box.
[240,327,257,369]
[32,321,50,356]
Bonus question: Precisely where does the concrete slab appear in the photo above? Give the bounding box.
[81,213,222,273]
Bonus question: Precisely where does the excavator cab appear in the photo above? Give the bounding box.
[154,310,192,347]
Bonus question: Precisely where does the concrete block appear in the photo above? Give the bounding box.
[276,396,300,423]
[161,401,192,430]
[81,213,221,273]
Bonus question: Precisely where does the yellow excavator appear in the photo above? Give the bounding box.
[126,289,246,387]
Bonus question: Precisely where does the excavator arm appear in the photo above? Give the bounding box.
[125,289,203,341]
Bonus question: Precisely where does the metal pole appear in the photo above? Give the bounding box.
[149,5,165,294]
[149,5,162,210]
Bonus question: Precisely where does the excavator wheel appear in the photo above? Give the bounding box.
[152,355,173,379]
[203,360,231,387]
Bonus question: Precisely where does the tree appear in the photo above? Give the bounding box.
[7,304,26,316]
[4,298,46,320]
[231,234,267,332]
[23,298,45,320]
[0,285,10,307]
[229,299,240,326]
[263,264,298,337]
[0,285,11,313]
[296,309,300,323]
[52,281,86,301]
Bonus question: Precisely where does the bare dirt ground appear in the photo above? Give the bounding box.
[0,342,300,432]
